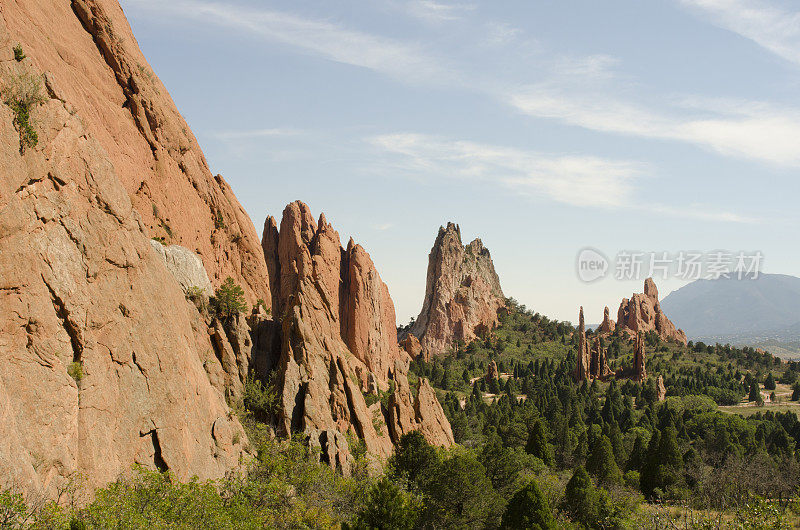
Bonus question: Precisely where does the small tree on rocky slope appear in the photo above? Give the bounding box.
[211,277,247,322]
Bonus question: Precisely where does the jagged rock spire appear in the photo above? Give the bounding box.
[407,222,505,356]
[575,307,591,382]
[633,332,647,381]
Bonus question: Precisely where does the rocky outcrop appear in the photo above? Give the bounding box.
[0,35,245,499]
[656,375,667,402]
[387,361,454,448]
[486,360,500,381]
[633,332,647,381]
[262,202,453,471]
[575,307,591,382]
[599,306,615,334]
[399,334,425,361]
[576,308,611,382]
[1,0,270,306]
[617,278,687,345]
[150,241,212,294]
[590,338,612,379]
[408,223,505,356]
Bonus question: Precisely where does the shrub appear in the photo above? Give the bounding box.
[242,376,279,421]
[255,298,270,314]
[210,277,246,321]
[214,211,225,230]
[346,478,421,530]
[185,286,207,313]
[13,44,25,62]
[67,361,83,383]
[3,71,47,152]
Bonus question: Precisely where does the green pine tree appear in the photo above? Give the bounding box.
[525,419,554,466]
[500,480,556,530]
[586,435,623,486]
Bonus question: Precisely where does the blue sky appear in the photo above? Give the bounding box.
[121,0,800,325]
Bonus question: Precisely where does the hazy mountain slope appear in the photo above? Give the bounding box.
[661,274,800,338]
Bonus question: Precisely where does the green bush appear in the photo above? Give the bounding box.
[210,277,246,321]
[13,44,25,62]
[68,361,83,383]
[346,478,421,530]
[3,71,46,152]
[242,376,279,420]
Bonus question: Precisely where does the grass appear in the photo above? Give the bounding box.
[2,71,47,152]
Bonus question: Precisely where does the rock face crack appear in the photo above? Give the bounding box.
[42,277,84,363]
[141,429,168,472]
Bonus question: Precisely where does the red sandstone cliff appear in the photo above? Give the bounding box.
[1,0,270,306]
[0,7,247,496]
[262,202,453,472]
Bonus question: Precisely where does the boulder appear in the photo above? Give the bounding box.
[656,375,667,402]
[399,333,425,361]
[575,307,591,382]
[2,0,271,306]
[599,306,616,334]
[150,240,212,294]
[633,332,647,381]
[486,360,500,381]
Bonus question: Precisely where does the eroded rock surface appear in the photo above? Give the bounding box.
[150,241,212,294]
[0,36,244,498]
[1,0,270,305]
[408,223,505,356]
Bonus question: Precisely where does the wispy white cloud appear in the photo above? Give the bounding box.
[679,0,800,66]
[126,0,450,85]
[212,128,302,141]
[369,132,756,223]
[510,87,800,167]
[403,0,475,23]
[370,133,640,208]
[126,0,800,172]
[373,223,394,231]
[482,22,523,47]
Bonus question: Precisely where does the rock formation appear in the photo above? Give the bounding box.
[656,375,667,402]
[633,332,647,381]
[399,334,425,361]
[408,222,505,356]
[262,202,454,472]
[0,0,456,499]
[599,306,616,334]
[486,360,500,381]
[590,338,612,379]
[0,20,246,499]
[575,307,591,382]
[617,278,687,345]
[1,0,270,306]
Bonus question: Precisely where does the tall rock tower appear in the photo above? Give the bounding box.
[575,307,591,382]
[407,223,505,357]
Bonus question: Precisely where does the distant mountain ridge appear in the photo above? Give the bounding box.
[661,273,800,356]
